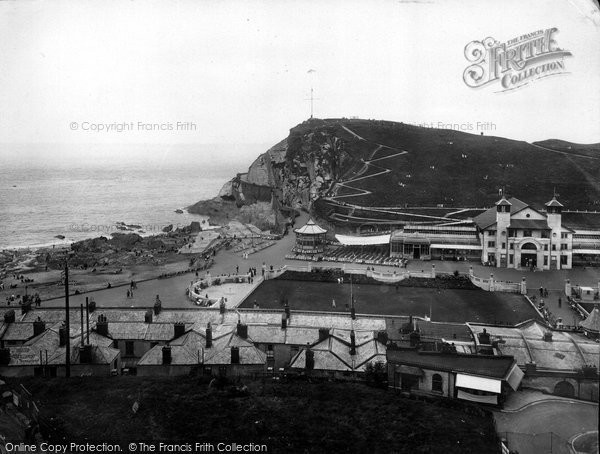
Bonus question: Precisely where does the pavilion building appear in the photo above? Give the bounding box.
[293,218,328,254]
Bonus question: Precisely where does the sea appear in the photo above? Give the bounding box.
[0,143,267,250]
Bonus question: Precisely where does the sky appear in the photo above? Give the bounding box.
[0,0,599,160]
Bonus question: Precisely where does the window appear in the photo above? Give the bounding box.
[541,232,549,239]
[552,245,556,251]
[509,243,514,250]
[487,241,495,247]
[561,255,568,265]
[524,230,532,237]
[543,256,548,266]
[509,255,513,264]
[501,242,506,249]
[432,374,443,393]
[561,233,568,239]
[544,244,548,251]
[561,244,568,250]
[508,229,515,237]
[267,344,274,358]
[488,230,496,236]
[125,341,134,356]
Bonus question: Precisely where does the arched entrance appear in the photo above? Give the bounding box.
[553,380,575,398]
[520,242,537,268]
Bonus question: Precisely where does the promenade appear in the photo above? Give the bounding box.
[4,212,599,319]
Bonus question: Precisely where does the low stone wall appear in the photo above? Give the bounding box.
[188,273,254,304]
[468,267,525,294]
[269,266,478,290]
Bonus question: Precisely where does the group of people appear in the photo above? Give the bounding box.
[126,280,138,298]
[5,292,41,307]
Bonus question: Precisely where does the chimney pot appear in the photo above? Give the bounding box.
[162,346,172,365]
[206,323,212,348]
[231,346,240,364]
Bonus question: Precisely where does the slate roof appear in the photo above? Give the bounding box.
[2,323,34,342]
[289,331,386,372]
[580,307,600,333]
[473,197,529,230]
[386,349,515,379]
[508,219,551,230]
[468,321,600,370]
[562,212,600,230]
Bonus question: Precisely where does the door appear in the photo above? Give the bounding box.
[413,246,420,259]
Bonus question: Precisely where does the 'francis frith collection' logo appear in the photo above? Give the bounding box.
[463,28,572,92]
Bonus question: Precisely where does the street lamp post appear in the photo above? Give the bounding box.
[64,258,71,378]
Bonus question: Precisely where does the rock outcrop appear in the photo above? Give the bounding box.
[188,119,347,232]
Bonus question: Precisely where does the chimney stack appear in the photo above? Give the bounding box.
[174,322,186,339]
[376,331,388,345]
[351,307,356,320]
[305,346,314,371]
[154,299,162,315]
[88,299,96,313]
[281,314,287,330]
[59,323,68,347]
[162,346,172,365]
[350,330,356,356]
[318,328,329,342]
[206,323,212,348]
[33,317,46,337]
[96,314,108,337]
[144,310,153,324]
[21,300,32,315]
[284,302,290,320]
[0,348,11,365]
[237,322,248,339]
[231,346,240,364]
[3,310,15,324]
[409,330,420,347]
[79,344,92,364]
[478,328,491,345]
[543,332,553,342]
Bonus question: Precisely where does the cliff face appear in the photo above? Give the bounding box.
[189,119,347,231]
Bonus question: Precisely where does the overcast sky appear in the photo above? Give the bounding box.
[1,0,599,152]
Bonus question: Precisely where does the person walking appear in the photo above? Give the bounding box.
[332,298,336,309]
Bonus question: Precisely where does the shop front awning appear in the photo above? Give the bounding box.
[506,365,524,391]
[335,234,391,246]
[456,389,498,405]
[455,374,501,393]
[430,244,482,250]
[397,365,424,376]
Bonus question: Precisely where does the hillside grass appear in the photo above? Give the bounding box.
[17,376,501,454]
[301,119,600,210]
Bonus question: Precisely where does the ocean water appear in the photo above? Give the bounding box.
[0,143,266,250]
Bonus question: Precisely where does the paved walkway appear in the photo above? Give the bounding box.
[494,397,598,454]
[27,219,599,314]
